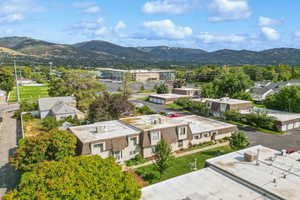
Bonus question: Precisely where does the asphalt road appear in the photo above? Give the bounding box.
[0,112,20,198]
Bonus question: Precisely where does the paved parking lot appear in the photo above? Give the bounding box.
[241,127,300,151]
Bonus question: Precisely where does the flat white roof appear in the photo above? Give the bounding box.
[141,167,271,200]
[97,68,175,73]
[252,107,300,122]
[149,93,190,99]
[173,87,200,91]
[69,120,141,143]
[194,98,252,105]
[121,114,188,131]
[206,145,300,200]
[177,115,236,134]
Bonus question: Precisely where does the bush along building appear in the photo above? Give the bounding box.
[69,114,237,164]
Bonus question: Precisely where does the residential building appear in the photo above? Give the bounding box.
[38,96,84,120]
[176,115,237,145]
[121,114,192,158]
[193,97,253,118]
[69,120,142,163]
[142,145,300,200]
[70,114,237,162]
[97,68,176,81]
[249,80,300,101]
[172,87,201,97]
[149,93,191,104]
[243,107,300,132]
[0,90,6,104]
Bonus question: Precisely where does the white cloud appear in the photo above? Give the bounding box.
[197,33,245,44]
[208,0,251,22]
[0,0,42,24]
[258,16,282,26]
[71,18,127,38]
[143,19,192,39]
[114,21,127,31]
[261,27,280,41]
[73,2,101,13]
[142,0,192,14]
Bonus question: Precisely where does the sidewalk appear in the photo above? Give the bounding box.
[126,142,229,170]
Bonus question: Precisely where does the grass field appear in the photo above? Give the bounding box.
[8,85,49,102]
[135,146,233,184]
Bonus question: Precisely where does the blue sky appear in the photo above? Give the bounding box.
[0,0,299,51]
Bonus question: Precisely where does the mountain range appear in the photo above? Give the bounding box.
[0,36,300,67]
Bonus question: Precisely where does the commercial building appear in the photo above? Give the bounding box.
[176,115,237,145]
[97,68,176,81]
[142,145,300,200]
[38,97,84,120]
[0,90,7,104]
[69,120,141,163]
[172,87,201,97]
[69,114,237,163]
[149,93,191,104]
[193,97,253,118]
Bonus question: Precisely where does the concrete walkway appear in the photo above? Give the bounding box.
[0,112,20,198]
[127,142,229,170]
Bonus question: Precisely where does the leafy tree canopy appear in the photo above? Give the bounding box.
[154,139,173,176]
[88,92,134,122]
[156,83,169,94]
[4,156,141,200]
[229,131,250,150]
[264,86,300,113]
[0,67,14,92]
[10,130,77,171]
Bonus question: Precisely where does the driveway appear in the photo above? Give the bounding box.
[240,126,300,151]
[0,112,20,198]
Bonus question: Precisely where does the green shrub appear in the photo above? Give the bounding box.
[125,155,147,167]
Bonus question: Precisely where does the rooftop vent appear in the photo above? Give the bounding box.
[244,151,257,162]
[96,126,107,133]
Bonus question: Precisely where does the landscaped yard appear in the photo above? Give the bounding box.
[8,85,49,102]
[23,118,46,137]
[135,146,234,184]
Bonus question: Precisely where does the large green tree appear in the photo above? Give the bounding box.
[264,86,300,113]
[229,131,250,150]
[10,130,77,171]
[4,156,141,200]
[88,92,134,122]
[156,83,169,94]
[0,67,14,92]
[154,140,173,176]
[49,70,105,111]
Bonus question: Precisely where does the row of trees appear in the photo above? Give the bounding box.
[175,98,209,116]
[224,110,279,131]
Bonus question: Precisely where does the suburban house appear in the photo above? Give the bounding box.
[176,115,237,145]
[69,120,142,164]
[172,88,201,97]
[142,145,300,200]
[149,93,191,104]
[69,114,237,162]
[193,98,253,118]
[38,96,84,120]
[242,107,300,132]
[249,80,300,101]
[0,90,7,104]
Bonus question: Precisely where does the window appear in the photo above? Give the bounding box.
[151,146,156,154]
[130,150,137,155]
[129,137,138,145]
[178,140,183,148]
[151,131,160,141]
[179,127,187,135]
[194,135,199,140]
[92,143,105,154]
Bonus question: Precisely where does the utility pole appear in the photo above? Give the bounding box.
[14,57,20,103]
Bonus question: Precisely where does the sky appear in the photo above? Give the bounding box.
[0,0,299,51]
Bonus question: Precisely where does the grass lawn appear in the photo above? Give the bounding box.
[23,118,46,137]
[135,146,234,184]
[167,103,184,110]
[9,85,49,102]
[253,103,266,108]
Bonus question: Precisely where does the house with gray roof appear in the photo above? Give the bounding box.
[38,96,84,120]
